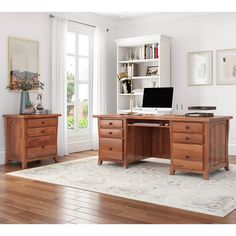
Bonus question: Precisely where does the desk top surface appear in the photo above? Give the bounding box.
[93,114,233,122]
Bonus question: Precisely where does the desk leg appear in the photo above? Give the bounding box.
[203,171,209,180]
[123,162,128,169]
[53,156,58,163]
[98,159,103,165]
[169,165,175,175]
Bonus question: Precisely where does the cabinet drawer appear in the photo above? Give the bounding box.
[100,138,123,160]
[100,129,123,139]
[172,122,203,133]
[100,119,123,129]
[28,127,57,138]
[28,118,57,128]
[173,159,203,171]
[172,143,203,162]
[27,135,57,148]
[173,133,203,144]
[27,145,56,160]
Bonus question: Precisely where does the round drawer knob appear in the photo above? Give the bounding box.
[109,122,112,125]
[109,131,112,135]
[42,130,45,133]
[185,155,190,159]
[185,137,189,140]
[185,126,190,129]
[42,121,45,124]
[41,146,45,149]
[109,147,112,151]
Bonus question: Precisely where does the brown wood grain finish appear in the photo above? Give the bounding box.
[172,122,203,133]
[94,114,232,179]
[100,119,123,129]
[172,143,203,161]
[27,145,57,159]
[27,135,57,148]
[100,129,123,139]
[3,114,61,168]
[173,133,203,144]
[28,127,57,137]
[100,138,123,160]
[28,118,57,128]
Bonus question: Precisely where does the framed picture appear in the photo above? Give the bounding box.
[217,49,236,85]
[8,37,39,90]
[146,66,158,76]
[187,51,213,85]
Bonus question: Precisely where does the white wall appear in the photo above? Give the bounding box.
[116,13,236,155]
[0,13,52,164]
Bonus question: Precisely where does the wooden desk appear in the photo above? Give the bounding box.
[3,114,61,168]
[93,114,233,180]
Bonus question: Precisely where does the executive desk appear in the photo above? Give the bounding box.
[93,114,232,180]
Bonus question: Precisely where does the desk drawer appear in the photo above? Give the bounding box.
[172,122,203,133]
[28,118,57,128]
[173,159,203,171]
[172,143,203,162]
[28,127,57,138]
[27,145,56,160]
[173,133,203,144]
[100,129,122,139]
[27,135,57,148]
[100,119,123,129]
[100,138,123,160]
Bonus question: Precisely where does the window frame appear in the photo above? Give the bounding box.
[66,22,94,139]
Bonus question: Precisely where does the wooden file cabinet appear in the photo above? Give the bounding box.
[98,118,124,165]
[3,114,61,169]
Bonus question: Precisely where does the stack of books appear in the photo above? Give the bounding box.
[185,106,216,117]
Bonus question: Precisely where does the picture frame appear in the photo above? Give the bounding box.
[187,51,213,86]
[146,66,158,76]
[216,49,236,85]
[8,37,39,90]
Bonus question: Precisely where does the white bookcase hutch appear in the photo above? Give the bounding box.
[115,34,171,113]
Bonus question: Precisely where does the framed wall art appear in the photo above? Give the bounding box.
[8,37,39,90]
[217,49,236,85]
[187,51,213,86]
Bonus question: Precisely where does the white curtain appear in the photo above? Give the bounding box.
[51,17,68,156]
[92,27,107,149]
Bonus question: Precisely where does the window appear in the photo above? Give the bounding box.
[66,24,94,138]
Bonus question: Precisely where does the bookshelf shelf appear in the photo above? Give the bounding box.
[118,59,159,64]
[116,34,171,113]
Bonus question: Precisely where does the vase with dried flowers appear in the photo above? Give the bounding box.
[6,76,45,114]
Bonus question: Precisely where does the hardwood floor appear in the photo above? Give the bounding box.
[0,151,236,224]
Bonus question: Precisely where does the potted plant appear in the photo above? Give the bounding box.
[7,76,44,114]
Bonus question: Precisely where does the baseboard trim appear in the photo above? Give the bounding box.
[68,139,93,153]
[0,150,5,165]
[229,143,236,156]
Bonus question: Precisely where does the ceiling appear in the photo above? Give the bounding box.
[95,12,206,22]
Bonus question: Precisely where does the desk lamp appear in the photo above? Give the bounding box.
[117,71,135,115]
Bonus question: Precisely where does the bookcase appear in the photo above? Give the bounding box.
[115,34,171,113]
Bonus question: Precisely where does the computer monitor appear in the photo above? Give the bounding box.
[141,87,174,114]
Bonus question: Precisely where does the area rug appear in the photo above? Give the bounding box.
[7,156,236,217]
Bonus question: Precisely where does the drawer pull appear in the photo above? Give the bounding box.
[41,146,45,149]
[185,155,190,159]
[109,122,112,126]
[185,137,190,140]
[109,147,112,151]
[41,121,45,125]
[185,126,190,130]
[41,130,45,134]
[109,131,112,135]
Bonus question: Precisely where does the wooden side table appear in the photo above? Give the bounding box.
[3,114,61,168]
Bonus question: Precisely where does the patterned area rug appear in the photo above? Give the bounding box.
[7,156,236,217]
